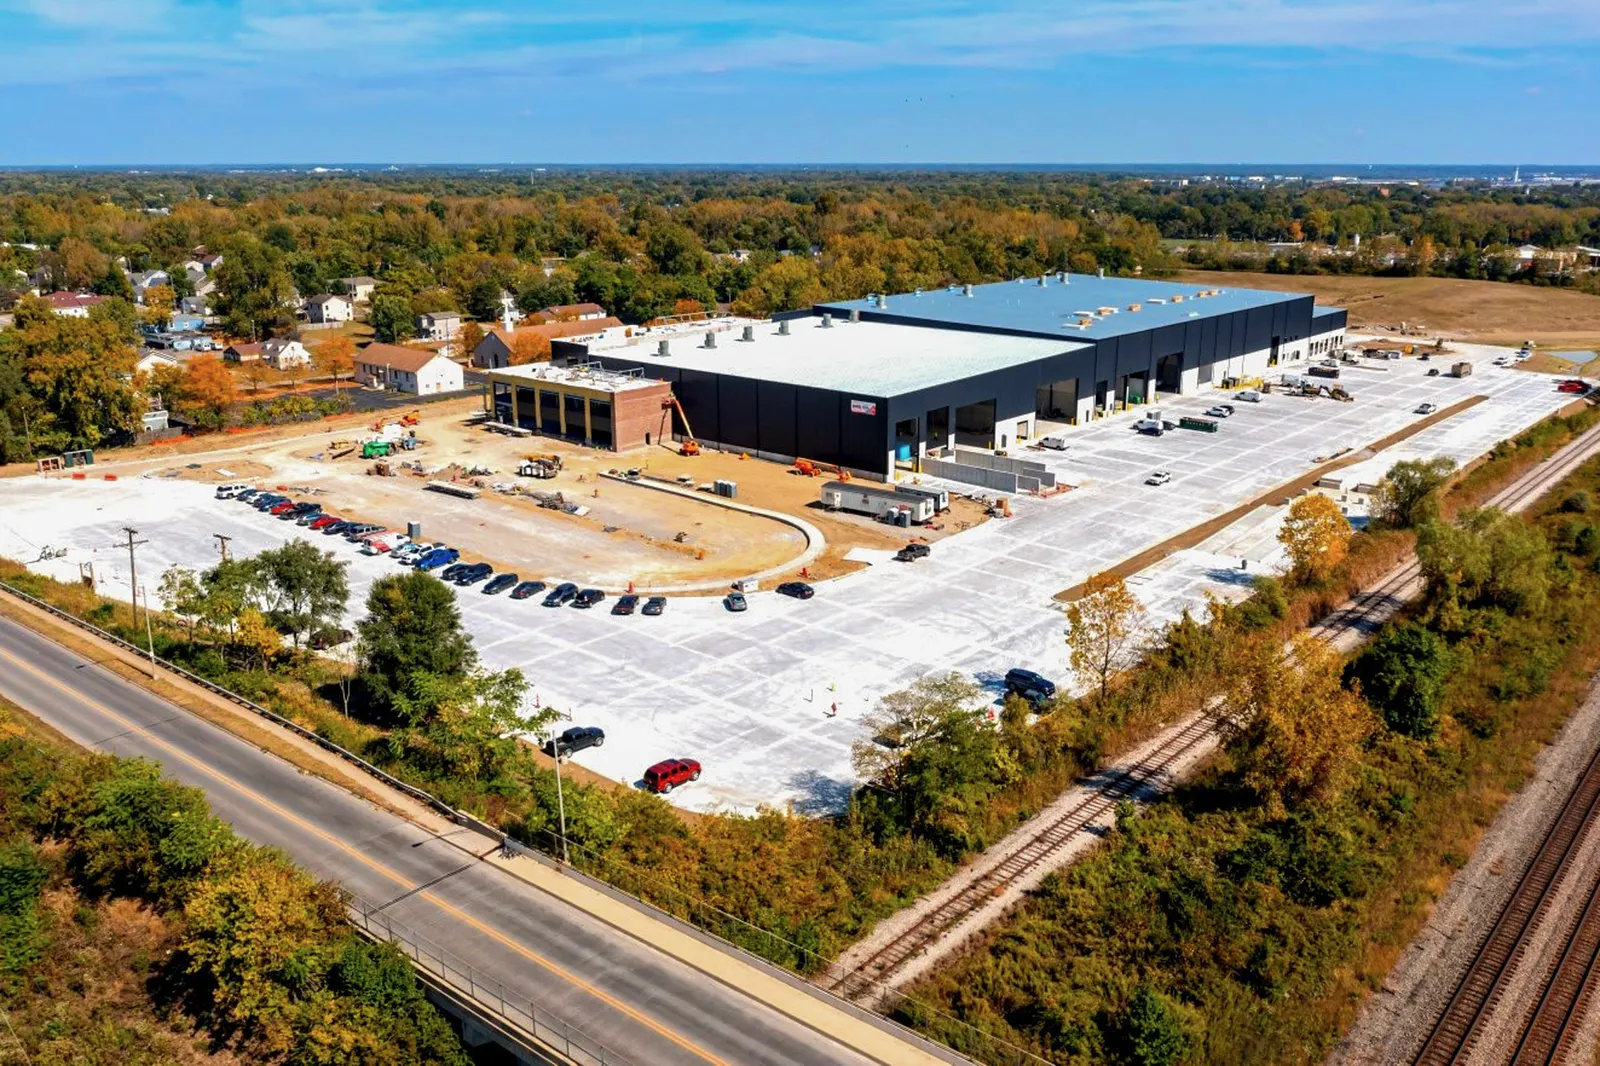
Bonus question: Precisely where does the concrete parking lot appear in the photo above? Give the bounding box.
[0,342,1577,813]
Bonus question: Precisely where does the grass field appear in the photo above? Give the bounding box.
[1173,270,1600,352]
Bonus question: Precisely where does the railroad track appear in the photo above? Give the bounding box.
[1509,861,1600,1065]
[835,411,1600,1008]
[824,713,1217,1001]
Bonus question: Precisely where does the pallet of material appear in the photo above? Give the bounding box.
[425,480,481,499]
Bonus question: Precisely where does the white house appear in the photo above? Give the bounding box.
[135,349,180,376]
[224,337,311,369]
[340,276,379,303]
[353,343,465,396]
[43,292,106,318]
[539,302,608,322]
[416,310,462,340]
[304,293,354,324]
[180,294,210,316]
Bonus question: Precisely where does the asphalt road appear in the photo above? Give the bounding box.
[0,615,882,1066]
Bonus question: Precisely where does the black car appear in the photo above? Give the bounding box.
[253,494,285,510]
[776,581,815,600]
[281,502,320,520]
[510,580,547,600]
[1004,668,1057,700]
[543,582,579,607]
[439,563,468,582]
[572,588,606,608]
[542,726,605,758]
[896,543,931,562]
[612,594,639,616]
[323,520,353,535]
[455,564,494,586]
[483,573,519,595]
[642,596,667,616]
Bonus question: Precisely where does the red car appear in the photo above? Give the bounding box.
[310,514,342,530]
[1558,379,1590,394]
[269,500,298,515]
[643,758,701,794]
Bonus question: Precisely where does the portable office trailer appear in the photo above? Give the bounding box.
[820,480,936,523]
[892,483,949,513]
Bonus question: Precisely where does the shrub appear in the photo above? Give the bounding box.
[1347,623,1453,739]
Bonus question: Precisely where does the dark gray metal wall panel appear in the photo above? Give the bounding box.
[839,397,888,472]
[1118,329,1152,377]
[673,368,718,443]
[757,381,799,458]
[1245,306,1274,352]
[796,387,841,461]
[1153,324,1185,359]
[717,375,760,448]
[1184,321,1202,368]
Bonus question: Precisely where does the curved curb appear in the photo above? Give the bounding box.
[597,472,827,594]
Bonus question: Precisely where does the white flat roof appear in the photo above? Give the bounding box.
[588,316,1083,397]
[487,361,665,393]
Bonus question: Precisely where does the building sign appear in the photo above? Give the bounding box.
[849,399,878,416]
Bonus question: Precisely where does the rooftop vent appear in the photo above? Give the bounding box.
[963,283,974,297]
[705,330,717,348]
[1078,316,1094,327]
[875,294,887,309]
[1128,303,1142,312]
[657,339,670,357]
[741,324,755,342]
[1171,294,1184,303]
[778,319,790,336]
[1038,275,1048,286]
[849,308,860,322]
[820,315,833,329]
[1148,297,1167,305]
[1058,271,1068,284]
[1097,267,1105,279]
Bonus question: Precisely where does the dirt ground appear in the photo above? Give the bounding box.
[93,402,986,593]
[1172,270,1600,352]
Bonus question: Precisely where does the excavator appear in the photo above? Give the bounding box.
[660,394,701,456]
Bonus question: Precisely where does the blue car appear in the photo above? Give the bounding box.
[414,547,459,571]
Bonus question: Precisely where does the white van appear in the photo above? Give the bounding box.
[1235,389,1263,403]
[1039,435,1069,451]
[215,483,250,499]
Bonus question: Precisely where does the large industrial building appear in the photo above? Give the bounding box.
[545,272,1348,479]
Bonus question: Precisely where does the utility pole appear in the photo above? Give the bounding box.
[213,533,231,562]
[120,527,146,627]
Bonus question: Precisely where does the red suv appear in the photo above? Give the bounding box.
[643,758,701,794]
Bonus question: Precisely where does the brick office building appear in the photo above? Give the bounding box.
[482,361,672,451]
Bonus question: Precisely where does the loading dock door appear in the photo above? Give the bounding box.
[954,399,997,449]
[1036,378,1079,421]
[1155,355,1182,394]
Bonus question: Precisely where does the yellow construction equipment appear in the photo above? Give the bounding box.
[399,409,421,427]
[660,395,701,457]
[523,452,563,472]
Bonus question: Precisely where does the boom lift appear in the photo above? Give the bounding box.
[660,394,701,456]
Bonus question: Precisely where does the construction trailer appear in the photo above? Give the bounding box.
[820,480,937,524]
[892,483,950,513]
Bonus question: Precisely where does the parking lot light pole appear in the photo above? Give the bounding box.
[140,585,157,678]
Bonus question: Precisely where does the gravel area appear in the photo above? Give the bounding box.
[1328,673,1600,1066]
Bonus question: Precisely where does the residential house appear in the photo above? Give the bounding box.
[304,293,354,324]
[416,310,462,340]
[135,349,180,376]
[43,292,106,318]
[340,276,379,303]
[1578,246,1600,271]
[471,317,624,369]
[179,294,211,316]
[126,269,170,305]
[353,343,465,395]
[539,302,608,322]
[224,337,312,369]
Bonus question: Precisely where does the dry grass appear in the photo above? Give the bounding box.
[1173,269,1600,349]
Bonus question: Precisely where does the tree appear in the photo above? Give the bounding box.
[1065,572,1147,705]
[0,294,140,452]
[852,672,981,786]
[235,608,281,671]
[212,236,295,341]
[1347,623,1452,739]
[142,283,176,328]
[731,257,825,317]
[1120,986,1190,1066]
[356,572,477,721]
[159,564,207,638]
[395,668,556,780]
[1220,635,1374,811]
[1370,456,1457,529]
[200,557,268,642]
[370,294,415,343]
[1278,494,1351,581]
[508,330,551,365]
[457,321,485,364]
[181,355,236,428]
[254,539,349,648]
[1417,507,1552,620]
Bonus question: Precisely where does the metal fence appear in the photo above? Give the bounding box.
[346,894,631,1066]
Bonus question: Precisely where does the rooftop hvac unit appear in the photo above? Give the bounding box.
[1038,275,1048,286]
[1171,294,1184,302]
[1128,303,1142,312]
[820,315,833,329]
[778,319,790,335]
[1097,267,1105,278]
[1149,297,1167,304]
[741,324,755,342]
[1078,317,1094,327]
[705,330,716,348]
[1058,271,1068,284]
[657,339,670,357]
[963,283,974,296]
[850,308,860,322]
[875,294,887,309]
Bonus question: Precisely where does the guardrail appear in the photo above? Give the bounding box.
[347,894,630,1066]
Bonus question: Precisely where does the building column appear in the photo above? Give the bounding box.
[583,396,593,444]
[557,387,567,437]
[508,382,519,425]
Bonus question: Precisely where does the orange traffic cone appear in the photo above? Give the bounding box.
[627,580,635,594]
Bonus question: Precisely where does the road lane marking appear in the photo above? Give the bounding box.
[0,640,735,1066]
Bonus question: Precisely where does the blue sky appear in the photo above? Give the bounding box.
[2,0,1596,165]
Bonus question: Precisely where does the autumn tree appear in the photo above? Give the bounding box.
[181,355,236,428]
[213,236,295,341]
[239,357,274,394]
[1370,456,1457,529]
[732,258,825,317]
[508,330,551,365]
[457,320,484,364]
[1220,635,1373,812]
[0,294,139,452]
[235,608,280,671]
[1416,507,1552,621]
[1278,494,1351,581]
[142,283,176,328]
[1065,572,1147,705]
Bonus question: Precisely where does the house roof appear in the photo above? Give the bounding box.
[420,309,461,320]
[305,294,348,306]
[482,317,624,350]
[227,342,262,356]
[341,275,379,286]
[44,292,106,310]
[355,342,448,373]
[541,302,606,318]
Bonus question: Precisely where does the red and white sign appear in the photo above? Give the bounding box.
[849,399,877,416]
